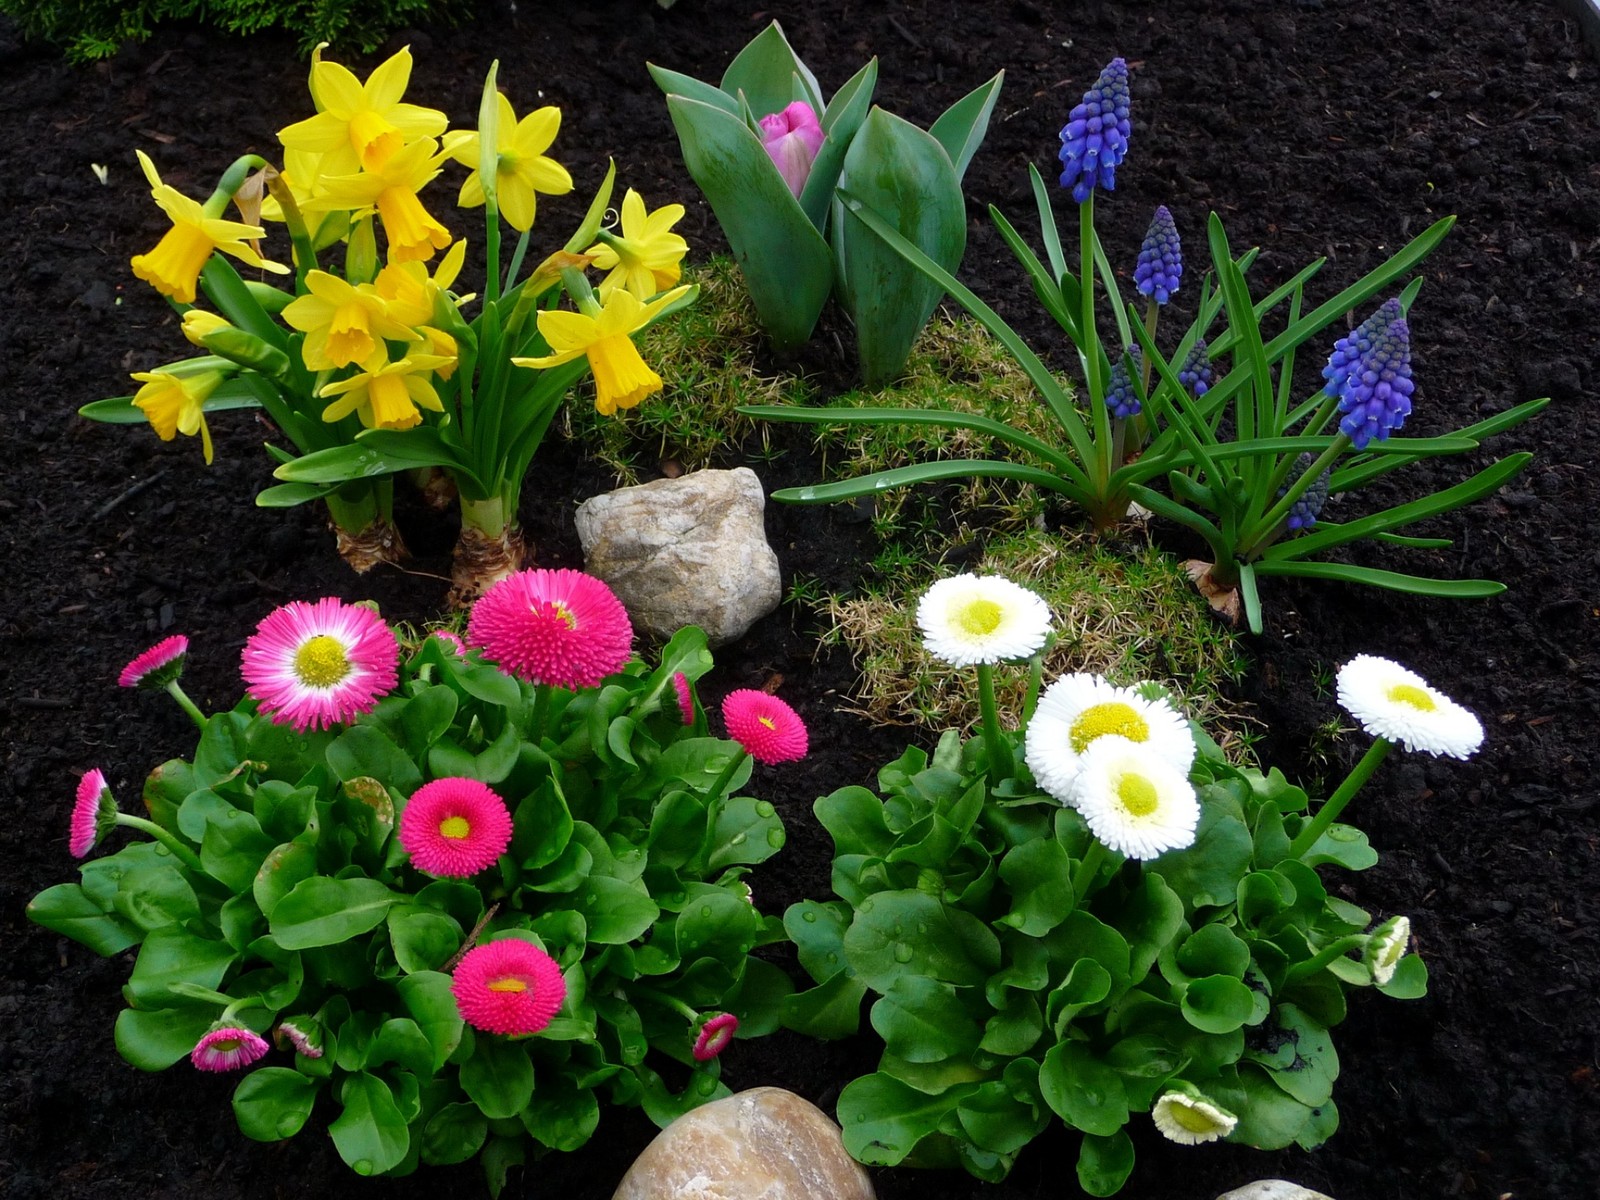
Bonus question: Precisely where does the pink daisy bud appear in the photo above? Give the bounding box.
[466,569,633,689]
[692,1012,740,1061]
[451,939,566,1036]
[70,768,111,859]
[721,690,808,765]
[273,1018,324,1059]
[117,634,189,689]
[398,778,514,877]
[758,101,825,197]
[430,630,466,656]
[241,598,399,733]
[191,1026,270,1072]
[672,671,695,725]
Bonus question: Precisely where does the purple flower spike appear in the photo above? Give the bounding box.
[1278,453,1332,530]
[1058,58,1131,204]
[1178,340,1214,397]
[1134,206,1182,303]
[1104,345,1142,419]
[1324,300,1415,449]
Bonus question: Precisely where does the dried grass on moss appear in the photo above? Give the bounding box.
[819,526,1253,751]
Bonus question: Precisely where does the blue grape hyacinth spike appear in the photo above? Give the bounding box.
[1134,205,1182,303]
[1058,57,1132,204]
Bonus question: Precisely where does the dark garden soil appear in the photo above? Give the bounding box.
[2,1,1597,1197]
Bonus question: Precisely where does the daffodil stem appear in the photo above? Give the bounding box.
[1285,934,1369,982]
[975,663,1009,784]
[504,230,531,294]
[114,814,205,874]
[1287,738,1393,860]
[165,681,208,730]
[485,206,502,306]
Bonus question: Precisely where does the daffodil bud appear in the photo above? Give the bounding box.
[201,326,291,378]
[345,216,379,285]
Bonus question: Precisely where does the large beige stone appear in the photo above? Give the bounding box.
[612,1087,875,1200]
[576,467,781,647]
[1217,1182,1336,1200]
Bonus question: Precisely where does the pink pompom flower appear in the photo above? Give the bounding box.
[672,671,695,725]
[451,939,567,1036]
[398,778,514,877]
[117,634,189,689]
[241,598,399,732]
[70,768,112,859]
[721,690,808,765]
[758,101,825,197]
[191,1026,270,1072]
[692,1012,739,1061]
[466,569,633,689]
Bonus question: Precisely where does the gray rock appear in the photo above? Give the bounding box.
[576,468,781,647]
[1217,1182,1336,1200]
[613,1087,875,1200]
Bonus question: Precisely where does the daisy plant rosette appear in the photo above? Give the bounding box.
[650,20,1003,384]
[27,577,802,1193]
[83,47,695,599]
[781,588,1439,1193]
[752,54,1544,631]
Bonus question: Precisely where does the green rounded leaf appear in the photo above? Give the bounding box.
[114,1005,217,1070]
[839,1071,975,1167]
[1181,974,1257,1034]
[870,975,983,1063]
[1039,1040,1129,1137]
[844,890,1000,993]
[270,877,396,950]
[1076,1128,1136,1197]
[329,1071,410,1176]
[421,1102,487,1165]
[996,837,1074,936]
[27,883,142,955]
[460,1037,534,1120]
[233,1067,319,1141]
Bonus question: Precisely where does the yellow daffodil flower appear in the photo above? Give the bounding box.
[373,238,467,326]
[131,368,225,463]
[180,310,232,348]
[277,45,448,177]
[513,285,691,416]
[585,188,688,301]
[129,151,288,304]
[418,327,459,379]
[282,270,419,370]
[444,94,573,232]
[306,139,452,264]
[318,353,454,430]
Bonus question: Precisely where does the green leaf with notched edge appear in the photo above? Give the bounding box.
[845,890,1001,992]
[870,975,983,1063]
[781,969,867,1040]
[839,1072,977,1167]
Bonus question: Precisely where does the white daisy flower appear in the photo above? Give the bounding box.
[915,574,1052,667]
[1365,915,1411,986]
[1024,673,1195,806]
[1335,655,1484,758]
[1072,736,1200,859]
[1151,1089,1237,1145]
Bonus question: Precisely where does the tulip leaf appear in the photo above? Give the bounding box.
[835,111,967,386]
[647,63,741,116]
[800,57,878,229]
[928,70,1004,183]
[664,95,834,352]
[720,21,822,119]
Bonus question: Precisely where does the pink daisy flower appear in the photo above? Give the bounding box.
[240,598,399,732]
[721,690,808,765]
[466,569,633,689]
[70,768,111,859]
[398,778,514,877]
[191,1026,270,1072]
[451,940,566,1036]
[672,671,695,725]
[692,1012,739,1061]
[117,634,189,689]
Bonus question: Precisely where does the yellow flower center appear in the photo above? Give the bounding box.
[486,976,528,994]
[758,716,777,731]
[1168,1100,1222,1134]
[1386,683,1436,711]
[348,109,403,172]
[954,598,1004,638]
[131,221,217,304]
[439,816,471,840]
[1116,773,1160,818]
[293,635,351,687]
[325,302,376,368]
[1069,702,1149,753]
[211,1036,244,1053]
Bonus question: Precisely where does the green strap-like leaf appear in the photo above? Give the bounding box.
[770,458,1073,506]
[1251,559,1506,598]
[927,71,1004,182]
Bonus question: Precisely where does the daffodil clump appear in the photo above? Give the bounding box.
[87,46,695,598]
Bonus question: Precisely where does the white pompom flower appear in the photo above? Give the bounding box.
[1071,736,1200,859]
[1151,1089,1238,1145]
[915,574,1053,667]
[1335,655,1484,759]
[1024,673,1195,806]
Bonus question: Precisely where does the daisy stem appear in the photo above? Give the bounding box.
[113,814,205,874]
[531,682,551,742]
[1286,737,1393,860]
[975,663,1009,784]
[628,984,698,1023]
[703,749,750,813]
[1284,934,1369,982]
[1021,652,1046,728]
[1072,838,1114,902]
[166,681,208,730]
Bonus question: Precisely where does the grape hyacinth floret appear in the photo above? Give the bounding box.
[1104,346,1143,419]
[1279,452,1332,530]
[1177,339,1214,397]
[1134,205,1182,303]
[1058,57,1131,203]
[1323,298,1416,450]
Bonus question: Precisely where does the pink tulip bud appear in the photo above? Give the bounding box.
[758,101,825,197]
